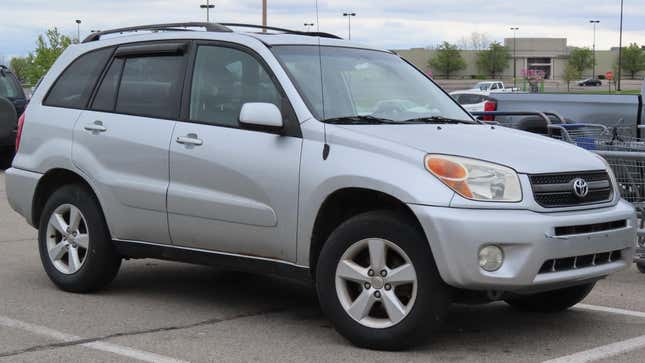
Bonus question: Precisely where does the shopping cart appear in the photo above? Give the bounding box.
[549,123,645,272]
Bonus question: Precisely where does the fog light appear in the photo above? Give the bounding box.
[479,245,504,272]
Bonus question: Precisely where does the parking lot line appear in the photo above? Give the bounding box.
[0,314,188,363]
[542,334,645,363]
[541,304,645,363]
[575,304,645,319]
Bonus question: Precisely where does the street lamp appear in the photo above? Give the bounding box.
[75,19,81,43]
[200,0,215,23]
[510,27,519,88]
[617,0,624,91]
[590,20,600,80]
[342,12,356,40]
[304,22,315,32]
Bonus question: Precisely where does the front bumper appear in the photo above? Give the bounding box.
[409,200,636,293]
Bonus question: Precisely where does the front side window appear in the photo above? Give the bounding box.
[272,46,472,123]
[115,55,185,119]
[189,45,282,127]
[44,47,112,109]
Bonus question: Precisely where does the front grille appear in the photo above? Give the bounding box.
[538,249,622,274]
[554,220,627,236]
[530,171,612,208]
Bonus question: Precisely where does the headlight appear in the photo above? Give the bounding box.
[595,154,619,198]
[425,154,522,202]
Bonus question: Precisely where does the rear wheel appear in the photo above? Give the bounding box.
[316,211,450,350]
[637,262,645,273]
[38,184,121,292]
[504,283,595,313]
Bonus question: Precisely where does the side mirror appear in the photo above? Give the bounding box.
[239,103,283,132]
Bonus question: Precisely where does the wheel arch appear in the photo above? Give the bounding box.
[31,168,103,228]
[308,187,427,277]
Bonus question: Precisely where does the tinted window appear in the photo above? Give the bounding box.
[0,73,22,98]
[116,56,185,119]
[190,46,281,127]
[457,94,485,105]
[44,47,112,109]
[91,58,124,112]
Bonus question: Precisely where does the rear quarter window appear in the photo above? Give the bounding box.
[44,47,113,109]
[0,73,23,98]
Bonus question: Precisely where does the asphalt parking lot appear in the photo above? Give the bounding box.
[0,172,644,363]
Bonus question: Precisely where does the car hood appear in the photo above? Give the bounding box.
[337,124,605,174]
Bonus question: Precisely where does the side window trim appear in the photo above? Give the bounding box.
[42,46,115,110]
[180,40,301,138]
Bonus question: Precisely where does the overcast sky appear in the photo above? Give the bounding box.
[1,0,644,59]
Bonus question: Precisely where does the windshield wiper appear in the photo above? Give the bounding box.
[323,116,407,125]
[402,116,475,124]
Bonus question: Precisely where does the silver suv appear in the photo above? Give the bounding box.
[6,23,637,350]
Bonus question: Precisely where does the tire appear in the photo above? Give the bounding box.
[316,210,450,350]
[38,184,121,293]
[637,262,645,274]
[0,147,14,169]
[504,282,595,313]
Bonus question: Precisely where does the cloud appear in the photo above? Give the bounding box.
[1,0,643,57]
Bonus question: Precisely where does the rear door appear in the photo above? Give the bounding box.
[167,42,302,261]
[72,42,189,244]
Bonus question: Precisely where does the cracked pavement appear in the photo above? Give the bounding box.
[1,172,645,362]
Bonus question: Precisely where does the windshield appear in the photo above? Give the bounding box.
[272,46,473,123]
[0,73,23,99]
[474,82,490,91]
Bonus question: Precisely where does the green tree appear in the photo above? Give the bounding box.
[562,63,581,92]
[428,42,466,79]
[620,43,645,80]
[9,57,30,83]
[24,28,72,84]
[476,42,510,78]
[567,48,593,75]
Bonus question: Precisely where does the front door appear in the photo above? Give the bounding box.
[167,43,302,262]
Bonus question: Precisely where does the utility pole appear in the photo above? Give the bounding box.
[304,22,315,32]
[617,0,624,91]
[75,19,81,43]
[262,0,267,32]
[343,12,356,40]
[510,27,519,88]
[200,0,215,23]
[590,20,600,80]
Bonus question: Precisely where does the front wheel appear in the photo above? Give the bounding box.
[38,184,122,292]
[504,282,595,313]
[316,211,450,350]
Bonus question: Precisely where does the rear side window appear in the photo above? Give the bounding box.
[115,56,185,119]
[44,47,113,109]
[91,58,124,112]
[0,73,23,98]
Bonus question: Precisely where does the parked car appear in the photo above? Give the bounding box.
[5,22,637,350]
[0,65,26,166]
[578,78,602,87]
[471,81,519,93]
[450,90,497,113]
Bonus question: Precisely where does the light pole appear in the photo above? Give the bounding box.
[200,0,215,23]
[343,12,356,40]
[590,20,600,80]
[75,19,81,43]
[262,0,267,32]
[617,0,624,91]
[510,27,519,88]
[304,22,315,32]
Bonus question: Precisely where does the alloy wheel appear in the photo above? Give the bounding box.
[45,204,90,274]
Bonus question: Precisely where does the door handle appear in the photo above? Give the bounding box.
[176,134,203,146]
[84,121,107,133]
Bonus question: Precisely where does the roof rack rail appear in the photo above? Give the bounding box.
[82,22,232,43]
[219,23,342,39]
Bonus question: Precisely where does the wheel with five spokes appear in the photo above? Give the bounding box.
[316,210,450,350]
[38,184,121,292]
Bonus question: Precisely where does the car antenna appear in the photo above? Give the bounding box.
[315,0,330,160]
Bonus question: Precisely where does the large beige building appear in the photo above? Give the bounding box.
[395,38,643,80]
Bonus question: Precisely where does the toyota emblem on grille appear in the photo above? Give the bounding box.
[572,178,589,198]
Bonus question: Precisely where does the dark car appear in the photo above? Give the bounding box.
[577,78,602,87]
[0,65,26,165]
